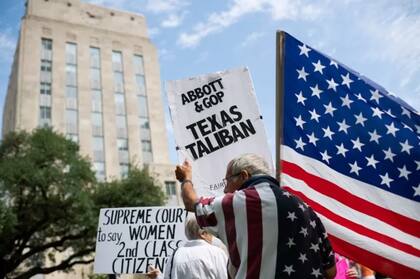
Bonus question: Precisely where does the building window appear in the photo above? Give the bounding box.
[65,43,77,65]
[65,43,79,141]
[90,47,106,180]
[139,118,151,141]
[117,138,128,151]
[92,137,105,162]
[66,86,77,110]
[120,163,129,178]
[41,38,52,61]
[165,181,176,196]
[112,51,123,72]
[66,65,77,86]
[67,134,79,143]
[39,39,52,127]
[113,51,129,176]
[65,109,78,134]
[133,54,153,163]
[116,115,127,138]
[117,139,129,163]
[40,60,52,83]
[39,106,51,127]
[90,68,101,89]
[133,55,144,75]
[41,60,52,72]
[90,47,101,69]
[114,93,126,115]
[135,75,146,96]
[113,72,124,93]
[117,138,129,164]
[92,112,103,136]
[93,162,106,182]
[137,95,149,118]
[141,140,153,163]
[40,83,52,107]
[40,83,51,95]
[91,90,102,112]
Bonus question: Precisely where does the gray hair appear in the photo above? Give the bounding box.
[228,153,271,176]
[185,215,207,240]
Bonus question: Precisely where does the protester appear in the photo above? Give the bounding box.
[175,153,337,278]
[360,265,376,279]
[334,253,360,279]
[146,215,228,279]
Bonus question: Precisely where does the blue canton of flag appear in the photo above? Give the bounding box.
[278,31,420,278]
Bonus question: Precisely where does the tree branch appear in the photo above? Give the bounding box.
[18,230,89,264]
[11,248,95,279]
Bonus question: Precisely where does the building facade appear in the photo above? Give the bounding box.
[2,0,180,278]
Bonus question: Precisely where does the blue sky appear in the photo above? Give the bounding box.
[0,0,419,163]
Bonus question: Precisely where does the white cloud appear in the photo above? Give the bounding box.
[241,32,264,47]
[354,1,420,108]
[86,0,132,10]
[148,27,160,37]
[177,0,324,48]
[146,0,189,13]
[161,13,185,28]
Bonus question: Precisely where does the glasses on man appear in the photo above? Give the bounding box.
[222,173,240,186]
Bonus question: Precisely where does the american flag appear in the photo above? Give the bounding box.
[278,31,419,278]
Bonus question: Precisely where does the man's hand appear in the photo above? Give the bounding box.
[346,267,359,278]
[175,160,197,212]
[175,160,192,182]
[146,265,160,279]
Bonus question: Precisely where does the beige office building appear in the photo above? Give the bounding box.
[2,0,180,278]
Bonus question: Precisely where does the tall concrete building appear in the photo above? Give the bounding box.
[2,0,180,276]
[3,0,179,197]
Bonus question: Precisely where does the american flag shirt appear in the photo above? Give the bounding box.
[280,31,419,278]
[195,175,335,278]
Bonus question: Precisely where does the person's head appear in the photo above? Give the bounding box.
[223,153,271,193]
[185,215,213,243]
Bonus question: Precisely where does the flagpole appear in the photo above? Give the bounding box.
[276,31,285,181]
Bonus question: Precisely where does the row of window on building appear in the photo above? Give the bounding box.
[39,38,153,180]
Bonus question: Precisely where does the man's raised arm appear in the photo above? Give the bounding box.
[175,160,198,212]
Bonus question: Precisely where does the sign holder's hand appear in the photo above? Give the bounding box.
[146,265,161,279]
[175,159,192,182]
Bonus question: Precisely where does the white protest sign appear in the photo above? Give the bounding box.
[167,67,273,197]
[94,207,188,274]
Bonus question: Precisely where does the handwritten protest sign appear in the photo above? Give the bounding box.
[94,207,188,274]
[167,67,273,197]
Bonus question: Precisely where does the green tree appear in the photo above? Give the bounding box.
[0,129,165,279]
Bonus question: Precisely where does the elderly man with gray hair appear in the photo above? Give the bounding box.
[147,216,227,279]
[175,153,336,279]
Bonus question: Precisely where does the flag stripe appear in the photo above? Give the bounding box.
[269,184,286,279]
[281,145,420,221]
[222,194,241,269]
[328,234,420,279]
[281,172,419,249]
[282,159,420,237]
[284,186,420,258]
[232,190,249,279]
[256,184,279,279]
[320,214,420,274]
[245,187,263,279]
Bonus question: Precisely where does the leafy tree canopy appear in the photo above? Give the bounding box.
[0,129,166,279]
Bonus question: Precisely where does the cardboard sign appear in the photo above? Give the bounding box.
[167,67,273,197]
[94,207,188,274]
